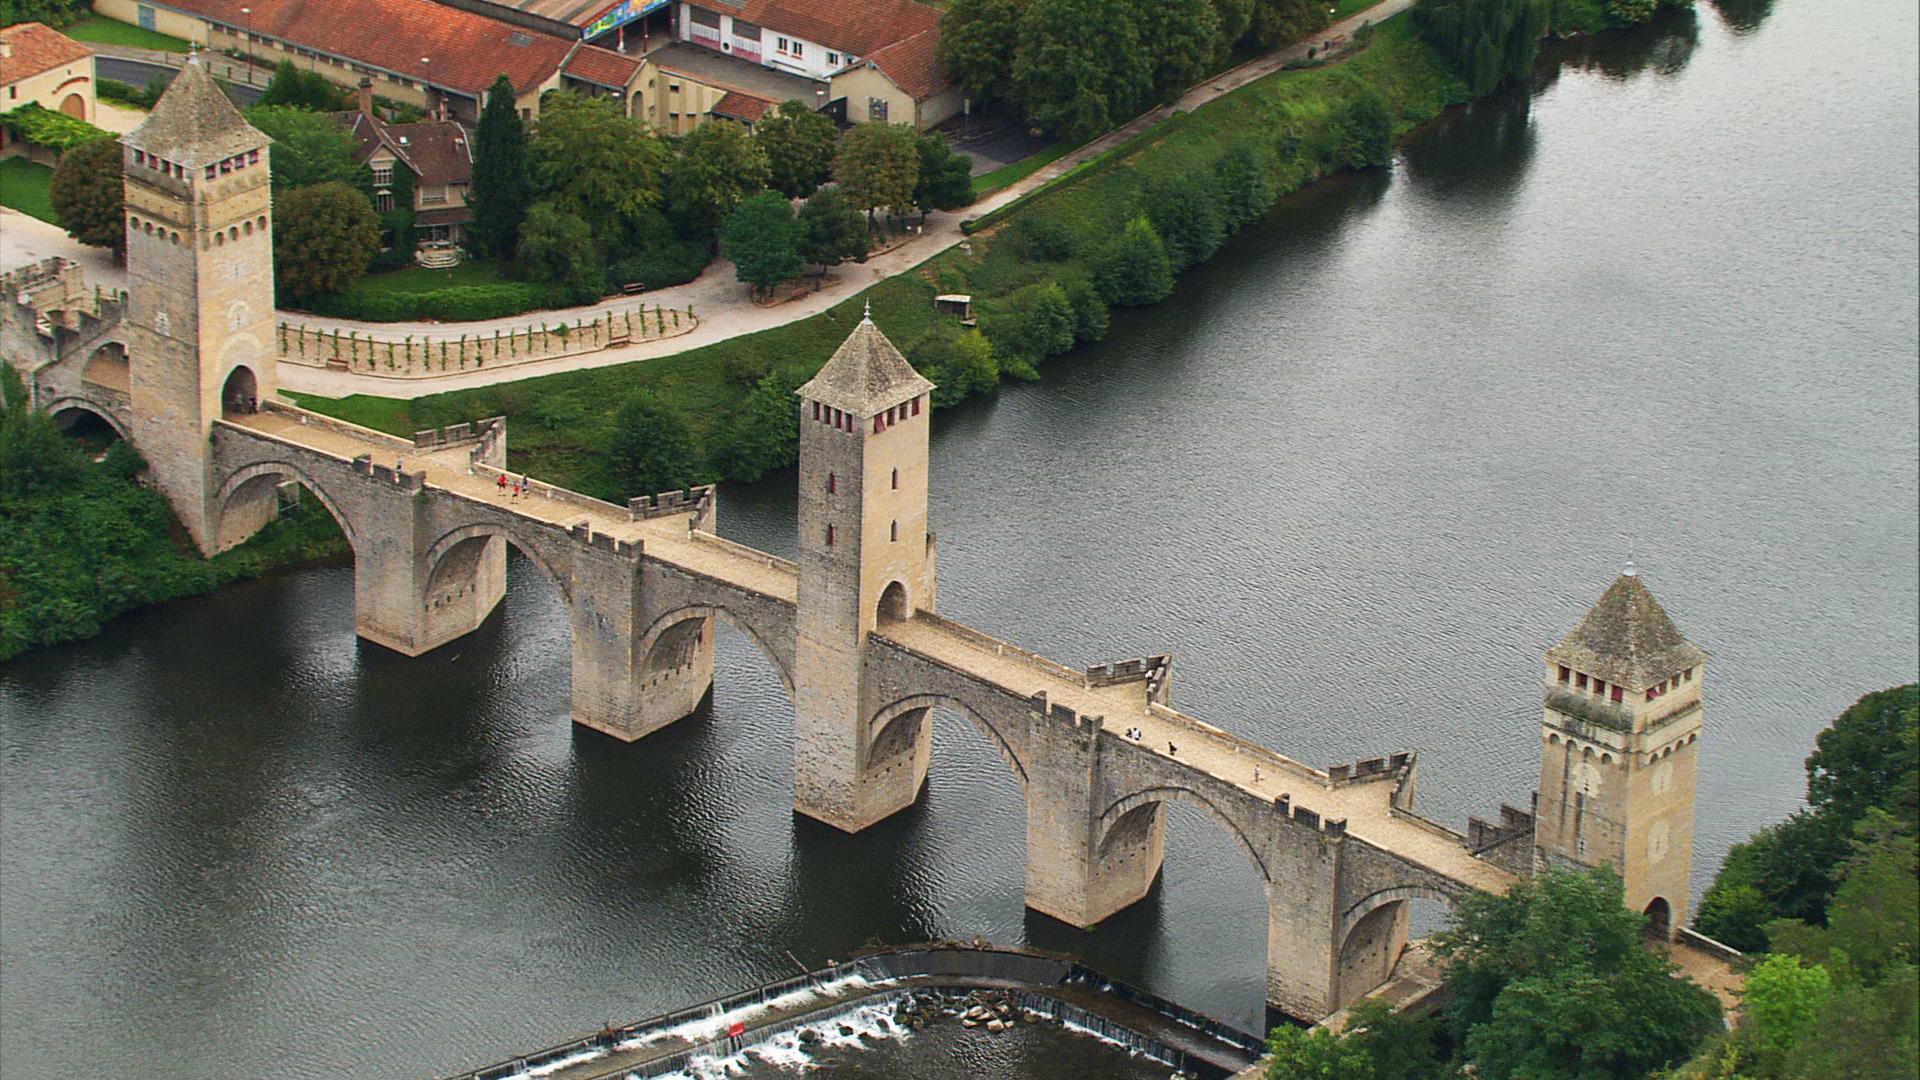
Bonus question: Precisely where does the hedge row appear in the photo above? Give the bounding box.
[296,282,598,323]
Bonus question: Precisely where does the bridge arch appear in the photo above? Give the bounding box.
[1095,786,1272,886]
[866,692,1028,787]
[424,522,571,603]
[637,604,793,699]
[44,395,129,440]
[1334,883,1459,1007]
[214,459,359,550]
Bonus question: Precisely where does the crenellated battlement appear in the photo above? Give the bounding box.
[1271,793,1348,837]
[411,416,505,450]
[1027,691,1103,733]
[630,485,717,530]
[1086,655,1173,703]
[1327,751,1415,786]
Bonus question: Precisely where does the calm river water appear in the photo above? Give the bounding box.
[4,2,1916,1077]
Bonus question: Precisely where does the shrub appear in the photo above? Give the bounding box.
[1061,276,1109,344]
[981,281,1076,364]
[0,102,111,152]
[364,246,413,274]
[1091,217,1174,306]
[1009,215,1076,261]
[1145,172,1227,269]
[908,326,999,408]
[1214,141,1279,228]
[608,238,710,292]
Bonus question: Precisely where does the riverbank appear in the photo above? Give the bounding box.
[294,15,1472,495]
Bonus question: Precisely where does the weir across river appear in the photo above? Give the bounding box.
[1,57,1739,1025]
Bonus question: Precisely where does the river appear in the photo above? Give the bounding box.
[4,1,1916,1077]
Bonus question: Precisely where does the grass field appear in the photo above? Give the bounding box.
[0,159,58,224]
[1332,0,1378,20]
[294,17,1472,496]
[60,15,194,53]
[345,260,515,297]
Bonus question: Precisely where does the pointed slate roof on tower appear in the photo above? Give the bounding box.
[1547,571,1707,690]
[797,309,936,417]
[125,56,265,167]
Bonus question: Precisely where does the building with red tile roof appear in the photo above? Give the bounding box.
[1,21,98,151]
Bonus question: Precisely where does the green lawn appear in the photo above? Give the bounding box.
[61,15,194,53]
[0,159,58,224]
[1333,0,1380,20]
[345,259,515,296]
[281,391,417,434]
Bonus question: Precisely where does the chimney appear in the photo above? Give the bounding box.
[358,77,373,117]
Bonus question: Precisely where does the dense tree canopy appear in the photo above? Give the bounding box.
[516,202,604,298]
[272,181,381,299]
[720,190,802,296]
[1091,217,1174,306]
[797,188,869,275]
[243,105,370,192]
[914,134,974,217]
[529,92,669,227]
[468,76,532,260]
[600,391,700,499]
[1145,172,1226,269]
[832,122,920,219]
[1433,868,1721,1080]
[49,136,125,256]
[754,100,839,199]
[937,0,1023,102]
[667,119,771,234]
[254,60,347,112]
[1412,0,1551,96]
[1266,999,1446,1080]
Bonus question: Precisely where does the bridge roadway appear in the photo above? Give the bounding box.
[230,408,1513,899]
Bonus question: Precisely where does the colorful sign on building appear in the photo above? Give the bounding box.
[582,0,671,39]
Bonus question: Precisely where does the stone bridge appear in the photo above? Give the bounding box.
[10,63,1727,1027]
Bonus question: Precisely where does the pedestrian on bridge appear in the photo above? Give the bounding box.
[497,474,508,496]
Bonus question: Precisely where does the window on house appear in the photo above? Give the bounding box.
[669,82,680,93]
[792,42,802,59]
[827,52,839,66]
[692,7,721,27]
[372,165,393,186]
[868,97,888,123]
[1610,686,1623,703]
[375,191,394,212]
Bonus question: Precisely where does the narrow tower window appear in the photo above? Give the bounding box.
[1558,665,1571,683]
[911,396,921,416]
[825,524,834,545]
[891,467,898,490]
[827,472,835,494]
[890,520,898,541]
[873,415,884,434]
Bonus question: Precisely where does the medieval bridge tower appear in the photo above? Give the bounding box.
[121,58,278,553]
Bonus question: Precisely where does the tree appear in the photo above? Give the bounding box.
[1266,999,1445,1080]
[720,191,803,297]
[1214,140,1279,228]
[1331,90,1395,169]
[1805,684,1918,829]
[49,136,124,256]
[938,0,1023,102]
[516,202,604,300]
[0,1,90,27]
[1011,0,1153,142]
[1146,172,1227,269]
[755,99,838,199]
[797,188,869,277]
[668,118,771,235]
[988,282,1077,363]
[1091,217,1174,306]
[1412,0,1551,96]
[914,135,974,219]
[1137,0,1225,102]
[469,75,533,260]
[1247,0,1329,48]
[1693,809,1849,949]
[530,91,669,230]
[1432,867,1722,1080]
[272,182,379,299]
[600,390,700,499]
[706,363,813,482]
[243,105,370,192]
[1743,955,1834,1065]
[832,122,920,222]
[254,60,346,111]
[379,161,416,257]
[0,367,82,500]
[1061,276,1108,344]
[908,327,999,408]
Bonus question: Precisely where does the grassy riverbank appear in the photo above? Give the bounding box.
[0,390,348,662]
[277,18,1472,497]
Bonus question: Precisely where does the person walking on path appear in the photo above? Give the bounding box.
[497,474,508,496]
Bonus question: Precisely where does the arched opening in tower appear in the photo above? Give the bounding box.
[878,580,909,622]
[221,366,258,416]
[52,406,122,451]
[1642,895,1672,939]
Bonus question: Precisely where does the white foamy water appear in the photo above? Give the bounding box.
[649,1003,910,1079]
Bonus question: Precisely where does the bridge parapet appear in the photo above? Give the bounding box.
[915,611,1092,688]
[1086,655,1172,703]
[631,485,717,531]
[688,529,798,575]
[410,415,505,451]
[469,460,633,521]
[263,399,416,452]
[1028,690,1103,733]
[1271,792,1350,837]
[1144,701,1325,786]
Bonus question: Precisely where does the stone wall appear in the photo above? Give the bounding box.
[276,305,698,378]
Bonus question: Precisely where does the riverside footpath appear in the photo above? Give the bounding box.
[2,0,1412,400]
